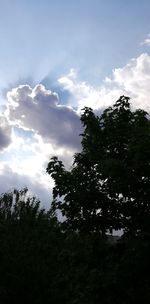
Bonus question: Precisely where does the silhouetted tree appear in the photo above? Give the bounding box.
[0,188,61,303]
[47,96,150,236]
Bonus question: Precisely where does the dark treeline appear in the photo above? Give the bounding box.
[0,96,150,303]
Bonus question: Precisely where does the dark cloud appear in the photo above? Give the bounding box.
[7,84,82,150]
[0,116,12,151]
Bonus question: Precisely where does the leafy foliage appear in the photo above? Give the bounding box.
[47,96,150,235]
[0,192,150,304]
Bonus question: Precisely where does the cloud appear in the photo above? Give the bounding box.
[58,69,121,110]
[59,53,150,113]
[7,84,82,151]
[141,34,150,46]
[111,53,150,111]
[58,70,126,111]
[0,128,73,204]
[0,116,12,151]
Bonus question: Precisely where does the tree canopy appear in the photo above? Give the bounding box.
[47,96,150,236]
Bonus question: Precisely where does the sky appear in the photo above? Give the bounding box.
[0,0,150,206]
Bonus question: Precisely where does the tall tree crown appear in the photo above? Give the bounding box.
[47,96,150,235]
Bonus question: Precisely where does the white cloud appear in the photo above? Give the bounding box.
[59,53,150,113]
[112,53,150,110]
[58,71,119,110]
[141,34,150,46]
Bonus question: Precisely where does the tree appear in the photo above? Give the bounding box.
[47,96,150,235]
[0,188,61,303]
[0,188,45,224]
